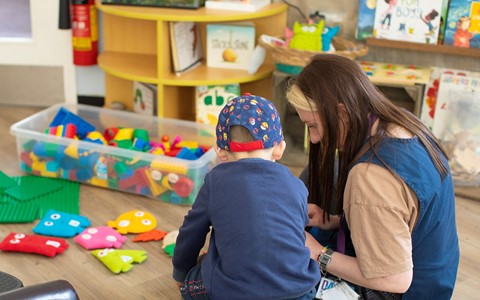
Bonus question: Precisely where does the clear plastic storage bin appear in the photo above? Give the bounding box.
[10,104,218,205]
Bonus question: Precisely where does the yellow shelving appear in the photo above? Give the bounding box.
[96,0,288,120]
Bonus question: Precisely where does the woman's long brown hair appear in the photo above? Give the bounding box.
[287,54,448,217]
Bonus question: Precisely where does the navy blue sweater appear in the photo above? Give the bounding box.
[173,158,319,300]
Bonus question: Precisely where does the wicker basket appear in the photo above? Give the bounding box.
[259,36,369,71]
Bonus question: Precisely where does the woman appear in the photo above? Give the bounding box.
[286,54,459,299]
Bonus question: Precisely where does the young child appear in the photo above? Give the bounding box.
[172,94,319,300]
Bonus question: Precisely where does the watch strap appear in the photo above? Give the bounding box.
[317,248,334,272]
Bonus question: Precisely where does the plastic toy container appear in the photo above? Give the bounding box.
[10,103,218,205]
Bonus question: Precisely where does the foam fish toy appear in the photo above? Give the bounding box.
[74,226,127,250]
[162,230,179,257]
[91,248,147,274]
[32,209,90,238]
[133,229,168,242]
[107,210,157,234]
[0,232,69,257]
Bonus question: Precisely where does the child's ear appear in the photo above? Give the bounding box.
[214,145,229,162]
[272,140,286,161]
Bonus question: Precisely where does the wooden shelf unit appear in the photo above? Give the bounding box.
[366,38,480,58]
[96,1,288,120]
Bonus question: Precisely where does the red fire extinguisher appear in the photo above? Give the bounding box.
[71,0,98,66]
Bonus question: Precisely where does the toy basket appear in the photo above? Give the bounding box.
[259,36,369,74]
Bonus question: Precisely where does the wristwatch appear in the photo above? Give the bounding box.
[317,248,334,272]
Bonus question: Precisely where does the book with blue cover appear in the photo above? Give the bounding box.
[437,0,451,44]
[443,0,480,48]
[356,0,377,41]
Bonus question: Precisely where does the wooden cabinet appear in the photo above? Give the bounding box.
[96,0,287,120]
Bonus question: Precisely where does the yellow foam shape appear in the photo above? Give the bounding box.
[150,160,187,175]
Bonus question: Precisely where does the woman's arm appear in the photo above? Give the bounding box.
[306,232,412,293]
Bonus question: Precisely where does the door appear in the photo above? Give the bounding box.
[0,0,76,106]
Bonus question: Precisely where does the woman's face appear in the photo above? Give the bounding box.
[296,108,324,144]
[296,106,349,150]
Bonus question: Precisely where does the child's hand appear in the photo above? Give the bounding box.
[307,204,326,227]
[176,281,183,289]
[305,231,323,260]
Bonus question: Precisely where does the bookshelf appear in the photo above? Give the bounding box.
[366,38,480,58]
[95,0,288,120]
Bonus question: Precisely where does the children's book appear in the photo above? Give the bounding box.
[373,0,444,44]
[443,0,480,48]
[356,0,377,41]
[206,22,255,70]
[195,84,240,126]
[169,22,203,75]
[205,0,271,12]
[437,0,451,44]
[133,82,157,116]
[431,73,480,185]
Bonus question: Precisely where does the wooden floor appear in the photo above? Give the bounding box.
[0,106,479,299]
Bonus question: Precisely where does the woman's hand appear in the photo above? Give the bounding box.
[307,204,341,230]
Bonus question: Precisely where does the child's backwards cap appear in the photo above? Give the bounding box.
[216,93,283,152]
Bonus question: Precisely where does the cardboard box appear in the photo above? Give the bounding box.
[10,104,218,205]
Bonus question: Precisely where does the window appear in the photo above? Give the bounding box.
[0,0,31,39]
